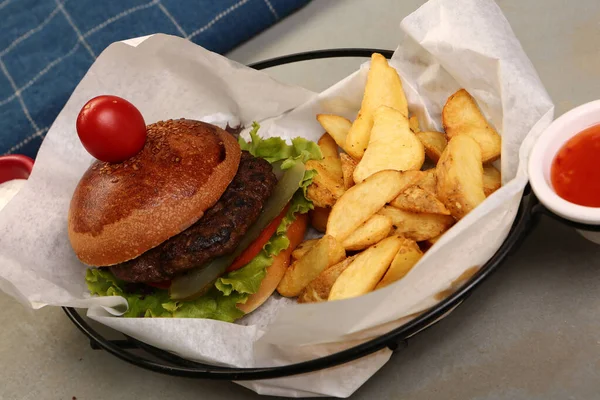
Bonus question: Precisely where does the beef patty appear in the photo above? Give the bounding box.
[110,151,277,283]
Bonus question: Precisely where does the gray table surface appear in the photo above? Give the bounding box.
[2,0,600,399]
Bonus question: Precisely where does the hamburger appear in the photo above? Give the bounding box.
[71,119,319,321]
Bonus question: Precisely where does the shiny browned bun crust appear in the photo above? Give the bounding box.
[68,119,241,267]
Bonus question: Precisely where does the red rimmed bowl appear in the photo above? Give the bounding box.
[0,155,34,184]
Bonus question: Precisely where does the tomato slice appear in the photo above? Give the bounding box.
[170,162,305,301]
[146,280,171,290]
[145,203,292,287]
[226,203,291,272]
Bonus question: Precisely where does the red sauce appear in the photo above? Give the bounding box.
[551,124,600,207]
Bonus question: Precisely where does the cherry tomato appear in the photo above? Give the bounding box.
[76,95,147,163]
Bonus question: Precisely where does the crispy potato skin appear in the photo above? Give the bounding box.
[436,135,486,220]
[291,238,319,262]
[345,54,409,159]
[342,214,393,251]
[409,115,420,133]
[306,157,345,208]
[442,89,501,163]
[379,206,455,242]
[340,153,358,190]
[329,236,403,300]
[326,170,422,242]
[318,133,340,159]
[317,114,352,153]
[419,169,437,193]
[376,238,423,289]
[417,131,448,163]
[483,165,501,196]
[277,235,346,297]
[390,186,450,215]
[298,255,358,303]
[353,106,424,183]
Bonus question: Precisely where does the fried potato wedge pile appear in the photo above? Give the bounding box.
[282,53,502,302]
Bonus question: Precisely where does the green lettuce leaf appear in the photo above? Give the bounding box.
[300,169,317,197]
[240,122,322,167]
[86,269,173,318]
[214,189,311,296]
[170,288,247,322]
[215,250,270,296]
[86,269,246,321]
[86,268,122,296]
[86,122,321,322]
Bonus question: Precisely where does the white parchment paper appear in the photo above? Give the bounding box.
[0,0,554,397]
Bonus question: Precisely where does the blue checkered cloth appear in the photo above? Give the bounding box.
[0,0,309,158]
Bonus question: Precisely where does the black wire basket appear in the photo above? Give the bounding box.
[63,48,600,381]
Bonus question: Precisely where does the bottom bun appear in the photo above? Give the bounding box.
[237,213,308,314]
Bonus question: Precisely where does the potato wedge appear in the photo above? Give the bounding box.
[327,170,423,241]
[483,165,501,196]
[320,155,343,177]
[317,114,352,153]
[376,238,423,289]
[409,115,420,132]
[417,131,447,163]
[318,133,340,159]
[345,53,409,159]
[342,214,393,251]
[442,89,501,163]
[309,206,330,232]
[329,236,403,300]
[425,234,442,247]
[378,206,455,242]
[306,158,344,208]
[418,169,437,194]
[277,235,346,297]
[390,186,451,215]
[340,153,358,190]
[353,106,425,183]
[297,255,358,303]
[436,135,486,220]
[419,234,442,252]
[344,113,371,160]
[291,239,319,262]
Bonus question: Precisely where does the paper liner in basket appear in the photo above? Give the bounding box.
[0,0,554,397]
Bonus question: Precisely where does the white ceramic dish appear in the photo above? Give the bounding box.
[529,100,600,243]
